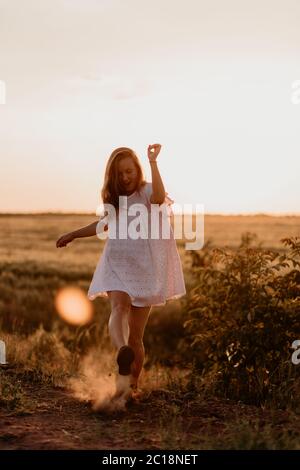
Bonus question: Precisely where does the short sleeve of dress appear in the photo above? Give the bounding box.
[143,182,174,216]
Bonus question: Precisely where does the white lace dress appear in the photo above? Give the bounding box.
[87,182,186,307]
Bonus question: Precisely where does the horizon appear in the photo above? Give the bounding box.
[1,211,300,218]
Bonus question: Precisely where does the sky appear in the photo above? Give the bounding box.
[0,0,300,214]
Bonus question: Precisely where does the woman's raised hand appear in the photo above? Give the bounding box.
[56,232,74,248]
[148,143,162,162]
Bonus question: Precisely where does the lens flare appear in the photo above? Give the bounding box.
[55,286,93,325]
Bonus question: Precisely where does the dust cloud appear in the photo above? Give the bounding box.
[68,349,132,413]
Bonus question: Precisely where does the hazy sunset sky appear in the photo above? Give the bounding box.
[0,0,300,214]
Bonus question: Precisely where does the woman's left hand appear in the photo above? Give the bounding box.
[148,143,162,162]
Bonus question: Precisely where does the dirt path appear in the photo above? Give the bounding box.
[0,376,296,450]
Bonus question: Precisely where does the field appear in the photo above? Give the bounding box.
[0,214,300,450]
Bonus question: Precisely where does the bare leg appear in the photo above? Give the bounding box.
[106,291,134,400]
[128,305,152,388]
[107,291,132,349]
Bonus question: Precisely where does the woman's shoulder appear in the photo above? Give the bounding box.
[140,181,152,189]
[139,181,152,198]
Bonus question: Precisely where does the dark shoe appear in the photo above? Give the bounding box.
[117,345,135,375]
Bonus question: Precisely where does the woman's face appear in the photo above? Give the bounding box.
[117,157,139,193]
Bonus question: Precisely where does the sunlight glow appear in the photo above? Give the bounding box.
[55,286,94,325]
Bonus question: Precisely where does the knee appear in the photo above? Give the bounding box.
[110,302,131,319]
[108,303,130,327]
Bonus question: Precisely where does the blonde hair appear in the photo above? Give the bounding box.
[101,147,146,210]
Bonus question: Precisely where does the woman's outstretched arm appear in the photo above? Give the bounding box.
[72,220,99,239]
[56,220,99,248]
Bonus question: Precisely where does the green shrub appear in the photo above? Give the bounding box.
[184,234,300,407]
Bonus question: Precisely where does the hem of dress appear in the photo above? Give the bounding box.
[87,290,109,301]
[87,290,186,307]
[149,292,186,307]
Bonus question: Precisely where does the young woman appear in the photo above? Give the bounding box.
[56,144,186,400]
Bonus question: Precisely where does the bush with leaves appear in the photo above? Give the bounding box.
[184,234,300,407]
